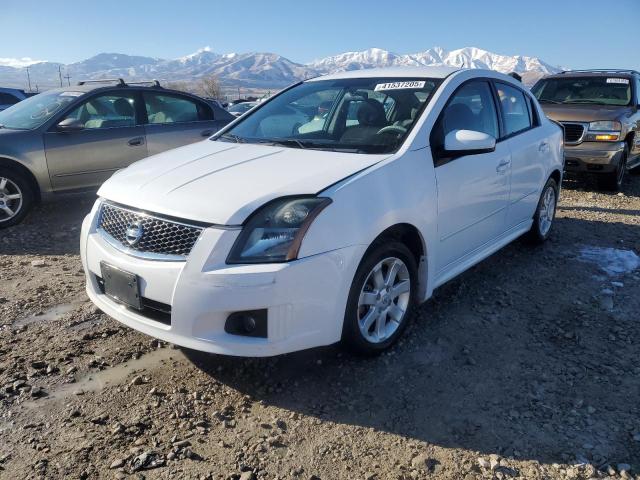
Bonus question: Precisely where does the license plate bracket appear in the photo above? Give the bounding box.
[100,262,142,310]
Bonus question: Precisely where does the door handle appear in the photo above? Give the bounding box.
[496,159,511,173]
[128,137,144,146]
[201,129,214,137]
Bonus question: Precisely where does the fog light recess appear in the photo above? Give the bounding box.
[224,310,268,338]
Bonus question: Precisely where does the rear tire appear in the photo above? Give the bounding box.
[525,177,558,244]
[598,145,628,191]
[0,167,35,229]
[342,241,418,355]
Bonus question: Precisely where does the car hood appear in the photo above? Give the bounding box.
[98,140,388,225]
[540,104,630,123]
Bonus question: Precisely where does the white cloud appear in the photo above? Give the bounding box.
[0,57,46,68]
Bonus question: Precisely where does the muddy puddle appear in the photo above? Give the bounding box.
[14,299,86,327]
[24,347,187,408]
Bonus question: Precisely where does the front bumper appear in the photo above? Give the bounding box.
[80,204,366,357]
[564,141,626,174]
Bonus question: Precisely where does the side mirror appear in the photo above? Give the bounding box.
[444,129,496,155]
[56,118,84,132]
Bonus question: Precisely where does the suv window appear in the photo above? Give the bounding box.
[143,93,208,124]
[63,92,136,129]
[495,83,532,137]
[0,93,20,105]
[431,80,499,156]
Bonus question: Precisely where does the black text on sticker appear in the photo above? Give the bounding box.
[374,81,426,91]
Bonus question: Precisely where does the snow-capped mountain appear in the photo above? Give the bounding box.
[309,47,559,76]
[0,46,561,90]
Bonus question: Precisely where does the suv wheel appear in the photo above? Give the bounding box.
[526,177,558,244]
[0,167,35,229]
[598,145,628,191]
[342,241,417,355]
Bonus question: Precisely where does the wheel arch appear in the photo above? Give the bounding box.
[365,222,429,302]
[549,168,562,186]
[0,157,41,202]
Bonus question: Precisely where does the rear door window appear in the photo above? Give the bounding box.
[495,83,532,137]
[143,93,209,124]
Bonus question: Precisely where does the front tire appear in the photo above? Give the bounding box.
[526,177,558,244]
[598,145,628,191]
[0,167,34,229]
[342,241,418,355]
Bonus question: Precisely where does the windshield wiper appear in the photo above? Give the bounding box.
[254,138,307,149]
[216,133,246,143]
[563,99,606,104]
[538,99,562,104]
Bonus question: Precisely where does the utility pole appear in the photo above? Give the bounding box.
[26,67,32,92]
[64,70,71,86]
[58,65,63,87]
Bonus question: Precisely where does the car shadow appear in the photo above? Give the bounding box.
[183,216,640,468]
[0,192,96,256]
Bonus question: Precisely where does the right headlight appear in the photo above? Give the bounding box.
[227,196,332,264]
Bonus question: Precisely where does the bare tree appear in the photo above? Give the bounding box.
[198,74,223,100]
[165,80,191,92]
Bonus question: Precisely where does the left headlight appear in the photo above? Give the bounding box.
[588,121,621,132]
[227,196,332,264]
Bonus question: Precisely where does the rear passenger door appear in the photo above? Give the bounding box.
[142,92,226,155]
[494,82,548,227]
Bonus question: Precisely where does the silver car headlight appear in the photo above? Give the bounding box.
[227,196,332,264]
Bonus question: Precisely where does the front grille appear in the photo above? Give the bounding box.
[561,122,585,144]
[97,203,203,259]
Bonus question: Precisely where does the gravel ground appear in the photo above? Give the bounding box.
[1,173,639,480]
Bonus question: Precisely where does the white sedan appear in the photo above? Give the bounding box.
[81,66,563,357]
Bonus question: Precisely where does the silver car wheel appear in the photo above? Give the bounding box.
[0,177,23,223]
[357,257,411,344]
[538,185,556,236]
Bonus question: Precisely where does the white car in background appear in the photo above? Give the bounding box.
[227,101,258,117]
[81,67,563,357]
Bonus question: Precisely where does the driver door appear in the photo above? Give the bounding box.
[431,80,511,274]
[44,91,147,191]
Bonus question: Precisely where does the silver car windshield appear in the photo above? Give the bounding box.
[215,78,440,154]
[0,90,83,130]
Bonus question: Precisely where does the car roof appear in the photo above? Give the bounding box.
[307,66,460,82]
[45,84,193,96]
[543,70,638,80]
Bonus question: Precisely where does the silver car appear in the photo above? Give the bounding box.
[0,79,234,228]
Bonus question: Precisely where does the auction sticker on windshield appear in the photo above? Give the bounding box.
[375,81,426,91]
[606,78,629,84]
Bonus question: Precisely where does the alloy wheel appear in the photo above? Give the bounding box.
[0,177,23,223]
[538,185,556,236]
[357,257,411,344]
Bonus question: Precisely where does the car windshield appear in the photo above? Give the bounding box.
[215,77,441,153]
[532,76,631,106]
[0,90,83,130]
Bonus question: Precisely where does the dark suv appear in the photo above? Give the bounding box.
[532,69,640,191]
[0,79,234,228]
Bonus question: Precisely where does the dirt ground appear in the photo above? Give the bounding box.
[1,173,639,480]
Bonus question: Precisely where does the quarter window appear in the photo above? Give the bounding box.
[495,83,533,136]
[143,93,206,124]
[62,93,136,129]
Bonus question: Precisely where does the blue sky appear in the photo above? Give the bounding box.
[1,0,638,69]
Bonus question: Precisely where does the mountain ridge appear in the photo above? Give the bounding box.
[0,46,562,90]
